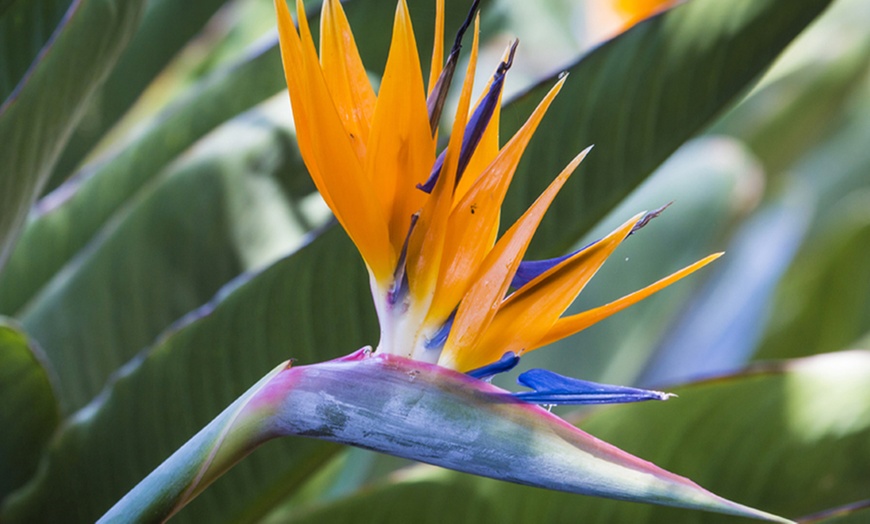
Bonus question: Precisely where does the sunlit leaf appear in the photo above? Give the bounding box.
[0,0,145,271]
[503,0,833,257]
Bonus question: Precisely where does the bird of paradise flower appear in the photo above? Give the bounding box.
[101,1,793,522]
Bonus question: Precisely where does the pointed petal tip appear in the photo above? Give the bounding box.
[513,368,677,405]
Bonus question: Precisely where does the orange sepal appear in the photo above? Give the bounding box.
[275,0,393,282]
[439,149,589,371]
[406,15,480,306]
[366,0,437,253]
[531,252,723,350]
[425,77,567,325]
[455,209,641,372]
[320,0,376,159]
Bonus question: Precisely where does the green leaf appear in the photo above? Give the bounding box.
[279,350,870,523]
[0,0,72,102]
[0,317,59,502]
[755,196,870,360]
[501,0,833,258]
[712,1,870,177]
[0,0,146,271]
[45,0,231,189]
[0,44,285,317]
[18,101,319,414]
[1,229,376,524]
[638,191,810,385]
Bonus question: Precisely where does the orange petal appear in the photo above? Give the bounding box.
[454,209,641,372]
[614,0,678,31]
[276,0,393,281]
[406,15,480,306]
[366,0,437,253]
[438,149,589,371]
[320,0,376,159]
[531,252,723,350]
[425,77,566,325]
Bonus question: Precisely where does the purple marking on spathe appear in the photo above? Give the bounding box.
[513,368,672,405]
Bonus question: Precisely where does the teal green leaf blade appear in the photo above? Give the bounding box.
[755,195,870,361]
[1,228,377,524]
[500,0,833,258]
[0,0,146,271]
[0,44,286,316]
[0,0,17,18]
[45,0,231,189]
[18,101,319,414]
[711,0,870,177]
[278,350,870,524]
[0,317,59,502]
[45,0,488,190]
[713,35,870,178]
[0,0,72,102]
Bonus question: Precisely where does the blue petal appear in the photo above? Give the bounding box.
[418,41,518,194]
[510,240,596,289]
[467,351,521,380]
[425,310,456,350]
[510,203,672,289]
[513,369,673,405]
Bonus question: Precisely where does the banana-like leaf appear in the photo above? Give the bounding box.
[0,0,145,271]
[44,0,231,189]
[506,0,833,258]
[638,191,811,386]
[0,318,59,501]
[0,230,375,524]
[0,43,285,316]
[17,103,315,414]
[755,195,870,361]
[100,350,790,523]
[0,0,72,101]
[712,0,870,177]
[275,350,870,524]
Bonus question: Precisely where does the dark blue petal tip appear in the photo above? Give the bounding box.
[467,351,521,380]
[510,239,598,289]
[513,368,674,405]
